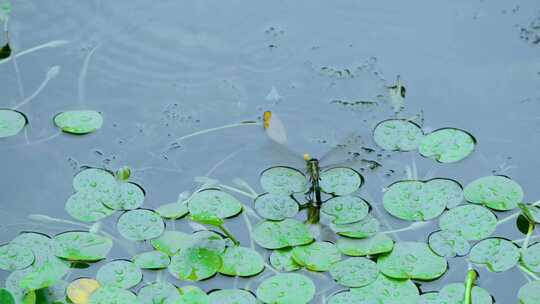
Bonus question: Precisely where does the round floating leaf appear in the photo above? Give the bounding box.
[269,248,301,272]
[469,238,520,272]
[428,230,470,258]
[319,167,364,196]
[254,193,299,220]
[521,242,540,273]
[256,273,315,304]
[331,215,380,239]
[464,175,523,211]
[178,286,209,304]
[188,230,226,254]
[19,255,70,290]
[253,219,314,249]
[373,119,424,151]
[337,233,394,257]
[0,289,15,304]
[89,286,137,304]
[291,241,341,271]
[156,201,189,220]
[439,283,493,304]
[137,281,180,304]
[439,205,497,241]
[0,243,34,271]
[132,251,170,269]
[96,260,142,289]
[383,179,456,221]
[0,109,26,138]
[327,291,365,304]
[330,257,379,287]
[208,289,257,304]
[65,190,115,223]
[350,274,420,303]
[260,166,308,195]
[418,292,439,304]
[428,178,464,209]
[67,278,100,304]
[518,203,540,223]
[188,189,243,219]
[321,196,369,224]
[54,110,103,135]
[11,232,55,264]
[419,128,476,163]
[190,212,224,226]
[73,168,117,193]
[377,242,447,280]
[219,246,264,277]
[518,280,540,304]
[104,182,145,211]
[53,231,112,262]
[168,248,222,281]
[150,231,191,256]
[117,209,165,241]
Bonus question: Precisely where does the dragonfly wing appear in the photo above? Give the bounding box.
[264,111,288,145]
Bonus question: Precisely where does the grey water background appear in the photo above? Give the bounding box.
[1,0,540,302]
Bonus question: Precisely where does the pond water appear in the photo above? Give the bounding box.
[1,0,540,303]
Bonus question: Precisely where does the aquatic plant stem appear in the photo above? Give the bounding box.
[167,121,261,146]
[217,224,239,246]
[5,27,25,99]
[514,234,540,243]
[78,44,100,108]
[218,183,257,199]
[13,66,60,109]
[519,265,540,281]
[464,268,477,304]
[498,199,540,225]
[0,40,69,65]
[381,221,430,234]
[521,221,535,254]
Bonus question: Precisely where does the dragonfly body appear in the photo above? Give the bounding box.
[304,154,323,207]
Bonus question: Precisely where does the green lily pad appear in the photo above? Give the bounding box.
[54,110,103,135]
[188,189,243,219]
[260,166,308,195]
[132,251,170,269]
[168,247,222,281]
[428,230,470,258]
[65,190,115,223]
[419,128,476,163]
[269,248,301,272]
[470,238,520,272]
[321,196,369,224]
[0,289,15,304]
[219,246,264,277]
[330,257,379,287]
[208,289,257,304]
[418,292,439,304]
[254,193,299,220]
[438,205,497,241]
[0,109,26,138]
[89,286,137,304]
[0,243,34,271]
[521,242,540,273]
[383,179,457,221]
[336,233,394,256]
[327,291,365,304]
[96,260,142,289]
[373,119,424,151]
[104,182,145,211]
[150,231,192,256]
[117,209,165,241]
[137,281,180,304]
[427,178,464,209]
[178,286,209,304]
[350,274,420,303]
[188,230,226,254]
[253,219,314,249]
[464,175,523,211]
[53,231,112,262]
[518,203,540,223]
[438,283,493,304]
[518,281,540,304]
[377,242,447,280]
[331,215,380,239]
[156,200,189,220]
[19,255,70,290]
[73,168,117,193]
[11,232,55,264]
[190,212,224,226]
[256,273,315,304]
[291,241,341,271]
[319,167,364,196]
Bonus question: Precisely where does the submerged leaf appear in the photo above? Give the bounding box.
[469,238,519,272]
[54,110,103,135]
[319,167,364,196]
[464,175,523,211]
[0,109,26,138]
[373,119,424,151]
[377,242,447,280]
[256,273,315,304]
[419,128,476,163]
[260,166,308,195]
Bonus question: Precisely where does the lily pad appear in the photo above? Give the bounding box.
[66,278,100,304]
[73,168,117,193]
[469,238,520,272]
[0,109,26,138]
[269,248,301,272]
[330,257,379,287]
[150,231,191,256]
[438,205,497,241]
[260,166,308,195]
[156,201,189,220]
[0,289,15,304]
[137,281,180,304]
[104,182,145,211]
[96,260,142,289]
[65,190,115,223]
[319,167,364,196]
[321,196,369,224]
[518,280,540,304]
[464,175,523,211]
[0,243,34,271]
[54,110,103,135]
[132,251,170,269]
[19,255,70,290]
[89,286,137,304]
[219,246,264,277]
[419,128,476,163]
[336,233,394,256]
[377,242,447,280]
[254,193,299,220]
[291,241,341,272]
[331,215,380,238]
[521,242,540,273]
[208,289,257,304]
[11,232,55,264]
[117,209,165,241]
[188,189,243,219]
[438,283,493,304]
[327,291,365,304]
[350,274,420,303]
[373,119,424,151]
[256,273,315,304]
[427,178,464,209]
[518,203,540,223]
[188,230,227,254]
[168,247,222,281]
[177,286,209,303]
[253,219,314,249]
[190,212,224,226]
[53,231,113,262]
[428,230,470,258]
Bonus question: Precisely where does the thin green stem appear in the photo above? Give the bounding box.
[464,269,477,304]
[498,200,540,225]
[519,265,540,281]
[218,183,257,199]
[218,224,239,246]
[522,221,536,255]
[167,122,260,146]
